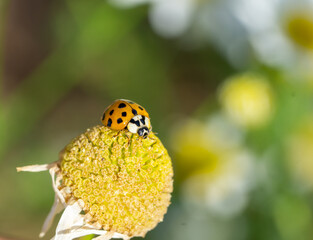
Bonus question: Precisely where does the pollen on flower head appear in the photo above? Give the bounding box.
[59,125,173,238]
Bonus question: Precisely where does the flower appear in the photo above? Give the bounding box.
[285,10,313,51]
[182,148,255,218]
[209,0,313,76]
[17,126,173,240]
[148,0,195,38]
[235,0,313,74]
[109,0,197,38]
[218,73,275,128]
[171,114,255,218]
[109,0,149,8]
[109,0,313,78]
[171,115,243,181]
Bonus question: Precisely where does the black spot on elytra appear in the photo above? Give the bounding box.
[109,109,114,115]
[107,118,112,127]
[139,106,143,110]
[102,113,105,120]
[117,118,123,124]
[132,109,138,115]
[140,116,145,124]
[122,112,127,117]
[118,103,126,108]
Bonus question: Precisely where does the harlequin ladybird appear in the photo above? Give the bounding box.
[101,99,152,138]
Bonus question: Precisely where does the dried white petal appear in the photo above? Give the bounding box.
[16,163,56,172]
[94,232,130,240]
[49,166,66,205]
[17,163,130,240]
[53,202,128,240]
[40,194,65,238]
[17,162,68,237]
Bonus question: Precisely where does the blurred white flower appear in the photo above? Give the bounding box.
[149,0,195,38]
[233,0,313,74]
[199,0,313,73]
[109,0,149,8]
[110,0,196,38]
[182,148,255,218]
[171,114,244,183]
[108,0,255,66]
[109,0,313,75]
[172,114,255,218]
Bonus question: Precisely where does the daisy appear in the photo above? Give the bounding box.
[110,0,313,77]
[233,0,313,74]
[18,126,173,240]
[172,114,255,218]
[182,148,255,218]
[109,0,197,38]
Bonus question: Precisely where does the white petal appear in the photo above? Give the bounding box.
[49,166,66,205]
[40,194,65,238]
[53,202,128,240]
[16,162,56,172]
[53,202,84,240]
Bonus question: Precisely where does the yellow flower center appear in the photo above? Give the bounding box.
[60,126,173,237]
[286,13,313,50]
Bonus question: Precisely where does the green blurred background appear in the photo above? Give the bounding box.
[1,0,313,239]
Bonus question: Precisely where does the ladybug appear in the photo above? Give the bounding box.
[101,99,152,138]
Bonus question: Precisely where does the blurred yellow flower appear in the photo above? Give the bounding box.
[286,116,313,190]
[18,126,173,240]
[219,73,274,128]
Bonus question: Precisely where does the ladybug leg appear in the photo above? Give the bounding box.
[112,130,131,146]
[126,135,132,147]
[122,127,132,146]
[127,133,133,146]
[146,131,156,141]
[112,130,121,138]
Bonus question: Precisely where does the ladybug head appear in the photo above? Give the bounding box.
[138,127,149,139]
[127,115,151,138]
